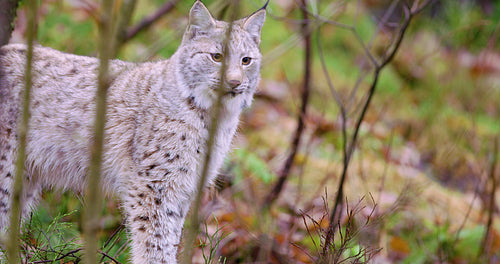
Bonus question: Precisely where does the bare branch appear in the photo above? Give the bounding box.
[98,249,123,264]
[322,1,429,256]
[261,2,353,66]
[124,0,180,42]
[300,5,380,67]
[181,2,240,263]
[113,0,137,51]
[412,0,435,14]
[82,0,116,262]
[99,224,125,263]
[479,136,498,259]
[316,28,346,124]
[7,0,37,262]
[263,0,312,208]
[30,248,83,264]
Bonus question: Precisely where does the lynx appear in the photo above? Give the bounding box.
[0,1,266,263]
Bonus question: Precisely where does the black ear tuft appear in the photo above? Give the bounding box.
[261,0,270,10]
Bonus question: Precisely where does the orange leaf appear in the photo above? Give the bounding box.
[389,236,410,255]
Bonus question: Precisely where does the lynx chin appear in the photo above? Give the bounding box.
[0,1,266,263]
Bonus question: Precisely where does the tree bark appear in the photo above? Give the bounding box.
[0,0,21,46]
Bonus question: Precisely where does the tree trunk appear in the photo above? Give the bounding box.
[0,0,21,46]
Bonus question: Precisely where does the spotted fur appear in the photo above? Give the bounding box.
[0,1,265,263]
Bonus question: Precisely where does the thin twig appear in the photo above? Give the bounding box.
[98,249,122,264]
[367,0,401,48]
[82,0,114,262]
[261,2,350,66]
[479,136,498,259]
[294,131,315,206]
[451,166,483,250]
[346,68,371,113]
[412,0,435,14]
[124,0,181,41]
[113,238,130,260]
[113,0,137,51]
[102,223,125,249]
[263,0,312,208]
[99,224,125,263]
[323,1,422,257]
[181,2,239,263]
[302,6,379,67]
[376,128,394,215]
[39,230,55,255]
[7,0,37,263]
[316,27,346,118]
[29,248,83,264]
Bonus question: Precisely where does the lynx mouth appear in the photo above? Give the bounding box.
[225,89,244,97]
[209,86,244,97]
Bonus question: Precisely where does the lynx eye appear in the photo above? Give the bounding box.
[210,53,223,62]
[241,57,252,65]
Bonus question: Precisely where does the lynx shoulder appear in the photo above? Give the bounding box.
[0,1,266,263]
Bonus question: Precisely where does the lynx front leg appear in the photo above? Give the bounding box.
[0,136,41,238]
[122,179,190,264]
[0,167,42,256]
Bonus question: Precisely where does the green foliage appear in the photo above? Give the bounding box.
[200,216,227,264]
[20,210,81,263]
[454,226,484,261]
[14,195,129,263]
[377,67,403,95]
[234,148,275,184]
[38,7,97,55]
[422,0,500,51]
[400,221,485,263]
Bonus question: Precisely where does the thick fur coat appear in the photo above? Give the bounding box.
[0,1,265,263]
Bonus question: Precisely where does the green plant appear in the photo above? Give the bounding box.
[199,216,227,264]
[300,197,380,264]
[20,210,82,263]
[234,148,276,184]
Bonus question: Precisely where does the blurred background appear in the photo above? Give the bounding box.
[8,0,500,263]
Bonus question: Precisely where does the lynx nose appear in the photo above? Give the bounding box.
[226,69,242,89]
[228,79,241,88]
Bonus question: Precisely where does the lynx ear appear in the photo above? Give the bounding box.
[243,9,266,45]
[187,1,216,39]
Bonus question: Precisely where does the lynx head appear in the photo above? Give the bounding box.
[175,0,266,111]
